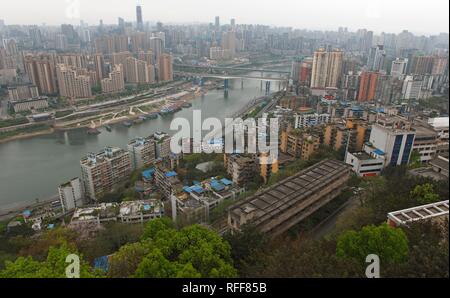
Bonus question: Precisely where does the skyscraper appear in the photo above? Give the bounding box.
[222,31,236,57]
[158,53,173,82]
[136,5,144,31]
[367,45,386,72]
[93,53,106,83]
[215,16,220,30]
[24,54,58,95]
[310,48,343,89]
[149,36,164,62]
[357,71,379,102]
[390,58,408,78]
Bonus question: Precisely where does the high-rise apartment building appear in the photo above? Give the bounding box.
[56,64,92,99]
[390,58,408,78]
[127,136,156,169]
[93,53,106,83]
[80,147,132,201]
[24,54,58,95]
[58,178,84,213]
[125,57,154,84]
[367,45,386,71]
[310,48,343,89]
[101,64,125,93]
[431,56,448,75]
[158,53,173,82]
[409,55,434,75]
[221,31,236,57]
[357,71,379,102]
[149,37,164,62]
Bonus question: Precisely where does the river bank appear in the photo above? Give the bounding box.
[0,84,212,144]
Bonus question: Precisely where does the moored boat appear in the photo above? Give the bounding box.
[87,128,101,135]
[122,121,133,127]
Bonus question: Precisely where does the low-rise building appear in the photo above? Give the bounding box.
[8,84,39,101]
[429,155,449,178]
[71,200,165,226]
[280,129,321,160]
[173,177,245,223]
[345,151,385,177]
[118,200,164,223]
[294,113,330,128]
[412,123,438,163]
[154,166,183,199]
[387,200,449,227]
[365,116,416,167]
[224,154,257,186]
[228,159,351,236]
[8,97,49,113]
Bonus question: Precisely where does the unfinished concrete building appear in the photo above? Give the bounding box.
[228,159,351,237]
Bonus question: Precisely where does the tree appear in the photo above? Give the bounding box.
[408,150,422,169]
[336,224,409,265]
[108,242,152,278]
[0,243,101,278]
[223,225,268,273]
[410,183,440,205]
[134,218,237,278]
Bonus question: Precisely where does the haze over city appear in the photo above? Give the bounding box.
[1,0,449,35]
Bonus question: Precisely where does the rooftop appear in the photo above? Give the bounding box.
[229,159,350,228]
[428,117,449,129]
[388,200,449,226]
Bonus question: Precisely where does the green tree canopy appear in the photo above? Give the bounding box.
[0,243,101,278]
[410,183,440,205]
[110,218,237,278]
[336,224,409,265]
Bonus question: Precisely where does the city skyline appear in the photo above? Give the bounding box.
[0,0,449,35]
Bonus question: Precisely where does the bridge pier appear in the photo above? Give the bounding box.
[265,81,271,95]
[224,79,229,91]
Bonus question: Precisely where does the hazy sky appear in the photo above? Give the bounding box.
[1,0,448,35]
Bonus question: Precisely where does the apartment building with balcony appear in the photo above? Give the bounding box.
[80,147,132,201]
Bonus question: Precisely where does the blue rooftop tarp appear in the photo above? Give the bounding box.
[143,204,151,211]
[142,168,155,180]
[23,210,31,217]
[211,181,225,192]
[191,185,204,194]
[183,186,193,193]
[220,178,232,186]
[192,180,201,185]
[373,149,385,155]
[165,171,177,178]
[47,224,55,229]
[94,255,110,272]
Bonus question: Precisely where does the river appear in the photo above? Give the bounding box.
[0,76,285,210]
